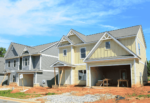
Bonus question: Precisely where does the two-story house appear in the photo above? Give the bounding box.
[51,25,147,87]
[4,42,58,87]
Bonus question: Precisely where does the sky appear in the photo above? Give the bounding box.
[0,0,150,59]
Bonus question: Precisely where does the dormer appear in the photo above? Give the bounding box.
[22,47,29,55]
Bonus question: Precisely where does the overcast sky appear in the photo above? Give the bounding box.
[0,0,150,60]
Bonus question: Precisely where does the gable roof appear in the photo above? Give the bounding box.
[57,36,74,47]
[5,41,58,58]
[69,25,141,43]
[83,32,140,62]
[50,60,75,67]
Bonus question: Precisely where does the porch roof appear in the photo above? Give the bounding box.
[4,70,43,73]
[50,60,75,68]
[84,56,135,63]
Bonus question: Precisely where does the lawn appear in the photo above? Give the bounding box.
[0,90,43,99]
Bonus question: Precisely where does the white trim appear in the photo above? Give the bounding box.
[83,32,139,62]
[139,61,145,65]
[67,30,85,43]
[63,49,67,56]
[135,37,138,55]
[57,36,73,47]
[42,70,58,72]
[74,63,86,66]
[116,35,136,39]
[137,37,145,48]
[58,49,59,60]
[41,54,58,58]
[134,59,136,84]
[80,47,86,59]
[50,60,68,67]
[74,41,97,46]
[86,63,88,86]
[29,56,31,70]
[85,57,135,63]
[71,68,73,84]
[40,55,42,70]
[13,60,16,68]
[39,42,58,52]
[21,47,30,55]
[71,46,73,64]
[18,58,20,70]
[5,56,20,60]
[89,63,132,87]
[58,45,71,48]
[58,68,60,84]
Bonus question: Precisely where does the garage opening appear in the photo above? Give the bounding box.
[90,65,131,87]
[19,74,33,87]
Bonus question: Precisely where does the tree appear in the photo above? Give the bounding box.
[147,60,150,76]
[0,47,6,57]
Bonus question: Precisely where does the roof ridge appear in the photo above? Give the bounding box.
[86,25,141,37]
[71,29,85,36]
[12,42,35,49]
[33,41,58,47]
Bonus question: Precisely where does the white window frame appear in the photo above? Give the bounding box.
[138,43,140,55]
[78,70,86,81]
[23,57,29,66]
[80,47,86,59]
[13,60,16,67]
[105,41,110,49]
[8,61,10,67]
[63,49,67,56]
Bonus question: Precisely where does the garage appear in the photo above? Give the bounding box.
[19,74,33,87]
[90,65,131,87]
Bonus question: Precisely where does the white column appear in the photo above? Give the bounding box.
[40,55,42,70]
[22,57,23,70]
[71,46,74,64]
[134,59,136,85]
[34,72,37,84]
[18,58,20,70]
[29,56,31,70]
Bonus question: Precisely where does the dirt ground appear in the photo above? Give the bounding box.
[1,82,150,102]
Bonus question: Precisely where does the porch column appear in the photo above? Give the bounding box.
[59,67,64,87]
[54,67,56,85]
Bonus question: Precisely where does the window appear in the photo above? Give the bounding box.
[138,43,140,55]
[23,58,29,66]
[80,48,86,59]
[63,49,67,56]
[78,70,86,80]
[105,41,110,49]
[8,61,10,67]
[14,60,16,67]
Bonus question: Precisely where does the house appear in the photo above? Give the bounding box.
[51,25,147,87]
[4,42,59,87]
[0,57,8,85]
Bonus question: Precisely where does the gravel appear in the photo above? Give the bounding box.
[29,92,116,103]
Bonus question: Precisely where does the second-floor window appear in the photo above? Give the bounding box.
[14,60,16,67]
[8,61,10,67]
[80,48,86,59]
[63,49,67,56]
[138,43,140,55]
[105,41,110,49]
[23,58,29,66]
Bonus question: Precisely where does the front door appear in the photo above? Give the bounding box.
[65,70,71,84]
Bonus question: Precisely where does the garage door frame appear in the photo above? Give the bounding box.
[18,73,34,87]
[89,63,132,87]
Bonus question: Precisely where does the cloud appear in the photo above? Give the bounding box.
[0,0,149,36]
[99,24,118,30]
[0,37,11,49]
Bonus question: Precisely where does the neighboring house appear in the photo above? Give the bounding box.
[0,57,8,85]
[4,42,59,87]
[51,25,147,87]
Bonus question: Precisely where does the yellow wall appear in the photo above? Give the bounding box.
[59,47,71,64]
[90,40,130,59]
[138,28,146,48]
[119,37,136,54]
[74,43,95,64]
[86,59,135,86]
[68,35,83,44]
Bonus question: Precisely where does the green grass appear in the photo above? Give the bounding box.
[0,90,41,99]
[137,94,150,98]
[47,92,55,95]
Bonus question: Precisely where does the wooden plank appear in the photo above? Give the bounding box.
[54,67,56,85]
[59,68,64,87]
[0,74,7,86]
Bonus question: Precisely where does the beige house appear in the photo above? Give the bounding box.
[51,25,147,87]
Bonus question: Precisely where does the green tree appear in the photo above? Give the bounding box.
[0,47,6,57]
[147,60,150,76]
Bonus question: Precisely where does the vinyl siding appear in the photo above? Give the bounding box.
[90,40,130,59]
[41,55,58,70]
[37,72,58,87]
[119,37,136,54]
[32,56,40,70]
[59,47,71,64]
[86,60,135,87]
[5,46,18,59]
[74,43,95,64]
[138,28,146,48]
[68,35,83,44]
[5,58,19,70]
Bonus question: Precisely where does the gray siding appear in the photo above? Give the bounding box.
[42,45,58,56]
[5,46,18,59]
[41,56,58,70]
[32,56,40,69]
[22,56,30,70]
[5,58,19,70]
[37,71,58,87]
